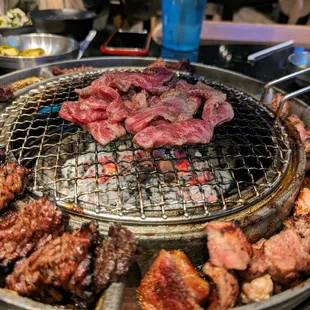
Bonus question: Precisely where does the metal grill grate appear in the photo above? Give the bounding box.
[0,69,291,224]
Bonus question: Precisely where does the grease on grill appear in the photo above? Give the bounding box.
[0,69,291,223]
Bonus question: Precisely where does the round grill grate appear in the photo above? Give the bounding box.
[0,69,291,224]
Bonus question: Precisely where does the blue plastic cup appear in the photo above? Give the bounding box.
[162,0,207,51]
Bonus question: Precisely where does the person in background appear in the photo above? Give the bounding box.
[278,0,310,24]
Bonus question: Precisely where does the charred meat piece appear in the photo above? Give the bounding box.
[238,238,268,281]
[6,222,99,305]
[202,262,239,310]
[138,249,203,310]
[133,119,214,149]
[293,187,310,216]
[82,119,126,146]
[0,162,30,211]
[52,65,96,76]
[240,274,274,304]
[125,92,200,134]
[94,225,137,294]
[263,228,310,285]
[205,221,253,270]
[170,250,210,305]
[10,77,43,92]
[0,197,68,274]
[0,86,13,102]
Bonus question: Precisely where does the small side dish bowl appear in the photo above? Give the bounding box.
[0,33,79,70]
[287,51,310,86]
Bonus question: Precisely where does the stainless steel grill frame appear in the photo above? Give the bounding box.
[0,68,292,224]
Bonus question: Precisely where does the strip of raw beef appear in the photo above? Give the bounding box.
[125,92,201,134]
[202,100,234,127]
[76,67,173,97]
[133,119,214,149]
[76,83,127,122]
[138,249,203,310]
[293,187,310,216]
[59,101,107,124]
[176,80,226,104]
[205,221,253,270]
[83,120,126,146]
[123,89,148,111]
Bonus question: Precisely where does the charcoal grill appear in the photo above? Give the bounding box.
[0,57,308,310]
[0,69,293,223]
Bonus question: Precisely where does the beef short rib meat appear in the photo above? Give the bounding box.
[133,119,214,149]
[205,221,253,270]
[263,228,310,285]
[94,225,137,293]
[82,120,126,146]
[202,100,234,128]
[170,250,210,305]
[138,249,203,310]
[0,162,30,211]
[59,99,108,124]
[202,262,239,310]
[125,92,200,134]
[6,222,99,305]
[0,197,68,274]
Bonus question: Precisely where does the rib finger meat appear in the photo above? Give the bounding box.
[6,222,99,305]
[0,162,30,211]
[0,197,69,275]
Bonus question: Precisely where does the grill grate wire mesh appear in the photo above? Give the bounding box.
[0,69,292,224]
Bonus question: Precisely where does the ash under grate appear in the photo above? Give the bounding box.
[0,69,291,223]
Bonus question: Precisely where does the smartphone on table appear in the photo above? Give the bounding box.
[100,30,151,56]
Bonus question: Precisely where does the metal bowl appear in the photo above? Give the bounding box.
[287,51,310,86]
[30,9,95,42]
[0,33,79,70]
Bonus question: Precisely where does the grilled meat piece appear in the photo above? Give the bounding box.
[205,221,253,270]
[0,86,13,102]
[52,65,96,76]
[6,222,99,305]
[202,262,239,310]
[170,250,210,305]
[133,119,214,149]
[240,274,274,304]
[94,225,137,294]
[0,162,30,211]
[293,187,310,216]
[238,238,268,281]
[10,77,43,92]
[270,93,289,118]
[287,114,310,171]
[0,197,68,274]
[284,214,310,253]
[138,249,203,310]
[263,228,310,285]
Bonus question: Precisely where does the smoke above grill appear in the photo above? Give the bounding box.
[0,69,291,223]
